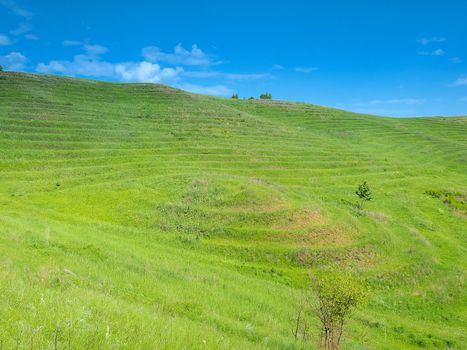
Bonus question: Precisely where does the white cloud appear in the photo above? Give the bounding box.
[37,43,114,76]
[455,76,467,86]
[0,0,33,18]
[142,44,213,66]
[450,57,462,64]
[36,43,183,83]
[115,62,183,83]
[0,34,11,45]
[418,37,446,45]
[370,98,424,105]
[418,49,444,56]
[175,83,233,96]
[36,61,66,73]
[0,51,28,70]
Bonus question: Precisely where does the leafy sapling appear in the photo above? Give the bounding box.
[355,181,372,211]
[356,181,372,201]
[312,272,367,350]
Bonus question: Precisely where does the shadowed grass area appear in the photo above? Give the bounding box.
[0,72,466,349]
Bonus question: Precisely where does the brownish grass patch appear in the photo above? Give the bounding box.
[273,208,327,231]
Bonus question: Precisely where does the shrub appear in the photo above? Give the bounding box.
[0,65,3,72]
[424,189,443,198]
[424,189,467,213]
[355,181,372,202]
[311,272,367,350]
[260,92,272,100]
[231,93,238,99]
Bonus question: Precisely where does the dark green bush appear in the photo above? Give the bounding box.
[260,92,272,100]
[356,181,372,201]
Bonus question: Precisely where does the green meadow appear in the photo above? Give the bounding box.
[0,71,466,349]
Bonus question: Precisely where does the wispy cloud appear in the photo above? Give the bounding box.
[460,96,467,102]
[450,57,462,64]
[142,44,215,66]
[183,70,271,81]
[24,33,38,40]
[62,42,111,58]
[182,70,220,79]
[8,21,38,41]
[418,36,446,45]
[0,34,12,45]
[294,67,319,73]
[418,49,444,56]
[10,22,32,36]
[0,0,33,18]
[175,83,233,96]
[63,40,83,46]
[272,64,284,70]
[0,51,28,70]
[370,98,424,105]
[225,73,271,80]
[455,76,467,86]
[83,44,109,57]
[2,1,38,41]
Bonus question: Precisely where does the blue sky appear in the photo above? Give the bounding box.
[1,0,466,117]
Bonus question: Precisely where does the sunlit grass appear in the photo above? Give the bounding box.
[0,72,466,349]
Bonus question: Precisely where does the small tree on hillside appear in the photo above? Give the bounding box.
[0,64,3,72]
[231,93,238,99]
[260,92,272,100]
[355,181,371,202]
[312,272,366,350]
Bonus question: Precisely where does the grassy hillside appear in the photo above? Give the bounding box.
[0,72,466,349]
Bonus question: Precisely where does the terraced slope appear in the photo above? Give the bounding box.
[0,72,466,349]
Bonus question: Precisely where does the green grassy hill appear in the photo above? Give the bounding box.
[0,72,466,349]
